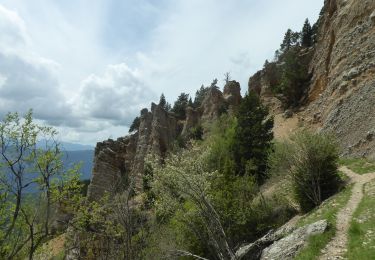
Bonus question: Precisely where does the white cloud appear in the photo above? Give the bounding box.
[0,4,29,49]
[0,4,71,123]
[73,63,156,125]
[0,1,324,144]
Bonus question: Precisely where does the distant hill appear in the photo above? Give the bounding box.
[62,150,94,180]
[35,141,94,180]
[59,142,94,151]
[36,141,94,151]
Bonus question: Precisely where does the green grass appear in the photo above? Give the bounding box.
[339,157,375,175]
[346,180,375,259]
[294,185,353,260]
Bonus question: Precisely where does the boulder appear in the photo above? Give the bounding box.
[235,220,328,260]
[260,220,328,260]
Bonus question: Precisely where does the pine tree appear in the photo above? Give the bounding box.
[159,93,166,108]
[233,91,274,182]
[158,93,172,111]
[311,22,319,44]
[280,29,293,52]
[210,78,219,90]
[188,97,193,107]
[129,116,140,132]
[301,18,313,47]
[172,93,189,120]
[194,85,209,107]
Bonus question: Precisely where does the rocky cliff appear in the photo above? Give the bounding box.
[87,82,242,200]
[250,0,375,159]
[306,0,375,158]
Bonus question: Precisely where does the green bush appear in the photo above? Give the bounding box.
[270,131,341,212]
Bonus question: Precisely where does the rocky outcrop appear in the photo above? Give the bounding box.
[88,84,242,200]
[223,81,242,111]
[249,0,375,158]
[201,87,227,121]
[87,136,135,200]
[201,81,242,121]
[87,103,178,200]
[304,0,375,158]
[260,220,328,259]
[181,107,200,137]
[235,220,328,260]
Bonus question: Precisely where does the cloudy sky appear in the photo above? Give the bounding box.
[0,0,323,145]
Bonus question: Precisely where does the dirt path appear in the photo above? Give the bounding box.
[319,167,375,260]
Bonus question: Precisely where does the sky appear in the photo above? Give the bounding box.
[0,0,324,145]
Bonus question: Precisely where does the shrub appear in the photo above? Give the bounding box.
[188,125,204,140]
[270,131,341,212]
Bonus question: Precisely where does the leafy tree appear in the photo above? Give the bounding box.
[301,18,313,47]
[129,116,140,133]
[151,145,236,260]
[0,110,82,259]
[171,93,189,120]
[233,91,274,182]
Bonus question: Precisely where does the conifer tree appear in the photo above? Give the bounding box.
[129,116,140,132]
[233,91,274,182]
[159,93,166,108]
[280,29,293,52]
[194,85,209,107]
[188,97,193,107]
[158,93,172,111]
[301,18,313,47]
[172,93,189,120]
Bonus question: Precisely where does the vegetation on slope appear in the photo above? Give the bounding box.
[339,158,375,175]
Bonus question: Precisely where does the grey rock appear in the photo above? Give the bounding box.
[260,220,328,260]
[366,131,374,141]
[283,110,293,119]
[344,68,360,80]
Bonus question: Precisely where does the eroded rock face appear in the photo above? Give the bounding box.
[87,136,133,200]
[223,81,242,111]
[88,103,179,200]
[88,85,242,200]
[181,107,200,137]
[201,87,226,121]
[248,0,375,157]
[305,0,375,157]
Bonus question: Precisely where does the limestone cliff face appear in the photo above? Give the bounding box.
[305,0,375,157]
[88,84,242,200]
[87,103,178,200]
[87,136,136,200]
[249,0,375,158]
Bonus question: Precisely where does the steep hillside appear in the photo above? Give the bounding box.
[304,0,375,158]
[250,0,375,158]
